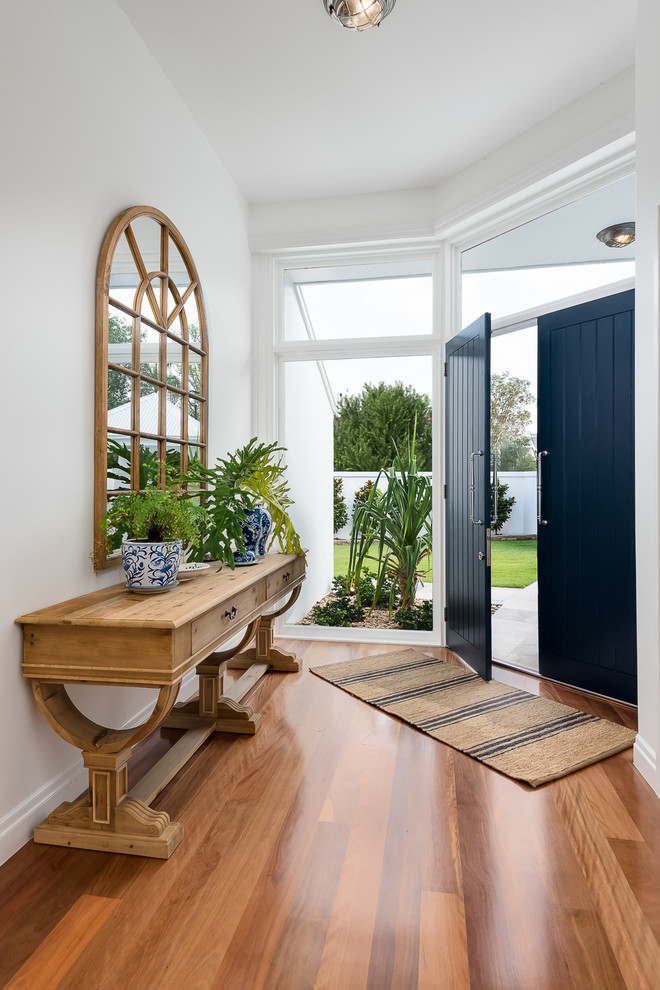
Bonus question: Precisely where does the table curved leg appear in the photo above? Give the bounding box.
[229,584,303,671]
[31,682,183,858]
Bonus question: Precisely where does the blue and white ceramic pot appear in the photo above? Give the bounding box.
[121,539,182,591]
[233,504,272,565]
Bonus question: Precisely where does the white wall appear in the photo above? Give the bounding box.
[633,0,660,797]
[0,1,252,863]
[283,363,333,621]
[497,473,537,537]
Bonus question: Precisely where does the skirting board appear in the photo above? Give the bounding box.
[634,733,659,798]
[0,669,198,867]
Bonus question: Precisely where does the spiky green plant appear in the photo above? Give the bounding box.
[347,431,431,611]
[184,437,306,568]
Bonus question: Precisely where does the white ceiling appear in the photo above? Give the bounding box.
[117,0,635,205]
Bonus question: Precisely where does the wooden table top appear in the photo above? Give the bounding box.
[16,553,305,687]
[15,553,302,630]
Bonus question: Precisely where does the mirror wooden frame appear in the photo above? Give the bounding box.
[94,205,209,570]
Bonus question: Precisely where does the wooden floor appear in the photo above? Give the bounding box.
[1,639,659,990]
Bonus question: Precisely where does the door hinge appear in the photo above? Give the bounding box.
[443,361,447,377]
[443,484,447,499]
[443,606,447,622]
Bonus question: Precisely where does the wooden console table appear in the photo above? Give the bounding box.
[16,552,305,859]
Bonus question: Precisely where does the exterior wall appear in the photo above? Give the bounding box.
[633,0,660,796]
[0,1,251,863]
[497,473,537,537]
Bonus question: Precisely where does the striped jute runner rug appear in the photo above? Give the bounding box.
[310,649,636,786]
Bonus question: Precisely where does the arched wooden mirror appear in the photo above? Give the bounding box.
[94,206,208,569]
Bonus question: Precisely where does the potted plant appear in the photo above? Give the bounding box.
[184,437,306,568]
[100,486,206,592]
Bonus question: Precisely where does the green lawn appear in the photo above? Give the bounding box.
[490,539,537,588]
[333,538,537,589]
[333,544,432,582]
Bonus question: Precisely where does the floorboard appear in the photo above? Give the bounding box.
[0,639,658,990]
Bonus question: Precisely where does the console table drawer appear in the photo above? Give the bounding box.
[191,585,259,654]
[266,557,305,600]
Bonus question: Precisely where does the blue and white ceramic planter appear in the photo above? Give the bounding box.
[233,504,272,565]
[121,539,182,591]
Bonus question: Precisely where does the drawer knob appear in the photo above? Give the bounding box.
[224,605,237,620]
[283,571,291,582]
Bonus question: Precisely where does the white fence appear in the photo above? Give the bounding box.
[334,470,537,540]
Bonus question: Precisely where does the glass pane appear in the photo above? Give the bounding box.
[165,389,183,438]
[168,236,190,291]
[188,349,202,395]
[284,354,433,627]
[165,442,183,479]
[462,262,635,326]
[107,434,132,492]
[166,340,183,389]
[185,293,203,345]
[129,216,162,275]
[284,262,433,341]
[139,320,160,379]
[165,288,184,334]
[141,276,166,326]
[188,396,202,433]
[109,232,140,297]
[137,384,160,440]
[138,439,160,487]
[107,368,132,414]
[186,446,204,487]
[108,306,133,369]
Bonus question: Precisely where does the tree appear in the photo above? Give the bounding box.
[497,438,537,472]
[490,372,534,451]
[108,316,132,409]
[333,477,348,534]
[334,381,432,471]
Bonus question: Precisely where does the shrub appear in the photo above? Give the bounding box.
[352,479,380,518]
[333,478,349,534]
[394,599,433,631]
[491,481,515,534]
[332,570,400,609]
[348,428,432,610]
[311,596,364,627]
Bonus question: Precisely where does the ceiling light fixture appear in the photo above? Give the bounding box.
[323,0,397,31]
[596,222,636,248]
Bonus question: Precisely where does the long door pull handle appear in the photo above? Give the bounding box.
[492,452,499,527]
[469,450,484,526]
[537,450,548,526]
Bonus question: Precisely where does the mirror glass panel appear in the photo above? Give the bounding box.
[130,216,162,274]
[108,305,133,369]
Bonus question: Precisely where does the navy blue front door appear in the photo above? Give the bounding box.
[445,314,492,681]
[537,290,636,704]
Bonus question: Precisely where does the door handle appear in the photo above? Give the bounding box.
[537,450,548,526]
[492,452,499,527]
[469,450,484,526]
[477,551,486,560]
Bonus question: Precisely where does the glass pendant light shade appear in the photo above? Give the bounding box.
[323,0,397,31]
[596,222,636,248]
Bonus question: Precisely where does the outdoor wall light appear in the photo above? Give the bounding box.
[596,222,636,248]
[323,0,397,31]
